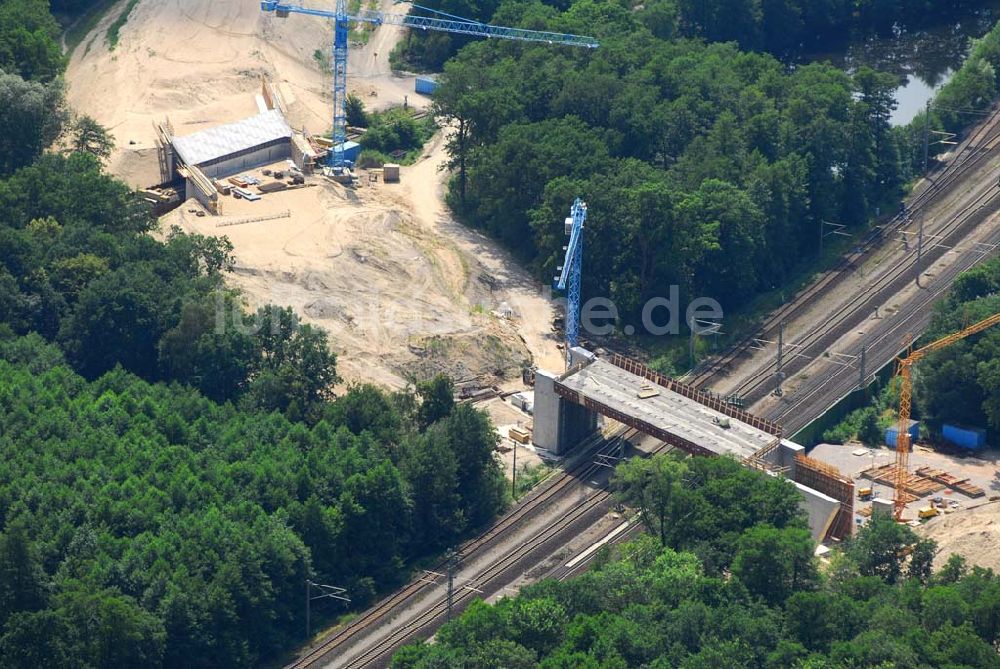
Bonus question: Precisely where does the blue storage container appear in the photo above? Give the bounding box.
[333,141,360,163]
[942,424,987,450]
[415,76,438,95]
[885,420,919,448]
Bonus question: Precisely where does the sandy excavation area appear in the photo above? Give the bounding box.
[67,0,566,388]
[162,132,564,388]
[919,500,1000,572]
[66,0,422,187]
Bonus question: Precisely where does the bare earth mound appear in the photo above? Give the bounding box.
[919,501,1000,572]
[162,131,562,388]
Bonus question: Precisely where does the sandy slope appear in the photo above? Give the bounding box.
[162,130,563,388]
[919,501,1000,573]
[67,0,564,387]
[66,0,426,186]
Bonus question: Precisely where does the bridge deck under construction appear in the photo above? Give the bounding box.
[555,357,777,460]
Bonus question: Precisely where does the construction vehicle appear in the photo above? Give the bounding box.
[858,487,873,501]
[892,311,1000,520]
[918,506,940,519]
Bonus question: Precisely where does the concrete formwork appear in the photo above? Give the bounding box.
[553,356,778,460]
[792,453,856,541]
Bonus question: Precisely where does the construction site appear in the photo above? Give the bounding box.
[65,0,573,388]
[61,0,1000,665]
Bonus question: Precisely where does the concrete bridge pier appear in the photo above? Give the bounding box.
[532,368,599,456]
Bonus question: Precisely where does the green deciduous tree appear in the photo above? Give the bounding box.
[67,114,115,161]
[732,525,818,605]
[417,373,454,428]
[614,455,687,547]
[0,70,66,176]
[848,515,919,585]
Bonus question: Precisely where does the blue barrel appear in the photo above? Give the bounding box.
[415,77,438,95]
[942,424,987,450]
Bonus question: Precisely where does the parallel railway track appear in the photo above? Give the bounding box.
[687,103,1000,393]
[289,427,661,668]
[730,172,1000,407]
[287,103,1000,669]
[768,219,1000,434]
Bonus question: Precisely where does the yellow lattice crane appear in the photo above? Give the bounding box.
[893,311,1000,520]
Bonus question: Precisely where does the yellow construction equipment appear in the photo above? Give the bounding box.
[893,311,1000,520]
[918,506,939,520]
[858,487,873,500]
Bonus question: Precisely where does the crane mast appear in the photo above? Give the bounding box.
[554,198,586,368]
[893,311,1000,519]
[259,0,598,169]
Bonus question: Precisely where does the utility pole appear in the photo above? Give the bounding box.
[689,316,696,369]
[859,343,867,390]
[305,579,350,639]
[773,321,785,397]
[923,99,931,174]
[915,213,925,288]
[511,442,517,499]
[446,552,457,621]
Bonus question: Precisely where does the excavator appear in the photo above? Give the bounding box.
[892,311,1000,520]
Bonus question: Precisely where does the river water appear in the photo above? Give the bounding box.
[806,3,1000,125]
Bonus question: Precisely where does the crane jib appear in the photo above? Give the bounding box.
[260,1,598,48]
[260,0,597,170]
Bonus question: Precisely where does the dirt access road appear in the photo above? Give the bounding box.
[164,132,563,388]
[64,0,565,387]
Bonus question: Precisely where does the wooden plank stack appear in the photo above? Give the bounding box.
[915,466,986,498]
[860,463,944,498]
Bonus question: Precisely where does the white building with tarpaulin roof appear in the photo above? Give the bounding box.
[171,109,293,179]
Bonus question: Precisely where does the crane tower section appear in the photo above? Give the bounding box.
[554,198,586,369]
[259,0,598,169]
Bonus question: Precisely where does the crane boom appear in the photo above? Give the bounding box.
[260,0,598,169]
[893,311,1000,519]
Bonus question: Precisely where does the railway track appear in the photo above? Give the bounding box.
[728,173,1000,407]
[768,219,1000,434]
[288,427,646,669]
[285,104,1000,669]
[686,103,1000,390]
[342,433,663,669]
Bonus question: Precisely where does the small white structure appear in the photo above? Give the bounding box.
[171,110,293,179]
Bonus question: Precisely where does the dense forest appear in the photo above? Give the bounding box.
[393,454,1000,669]
[3,0,1000,664]
[0,338,506,666]
[397,0,1000,342]
[0,0,509,665]
[394,0,985,68]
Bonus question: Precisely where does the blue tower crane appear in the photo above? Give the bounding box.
[553,198,586,369]
[259,0,598,169]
